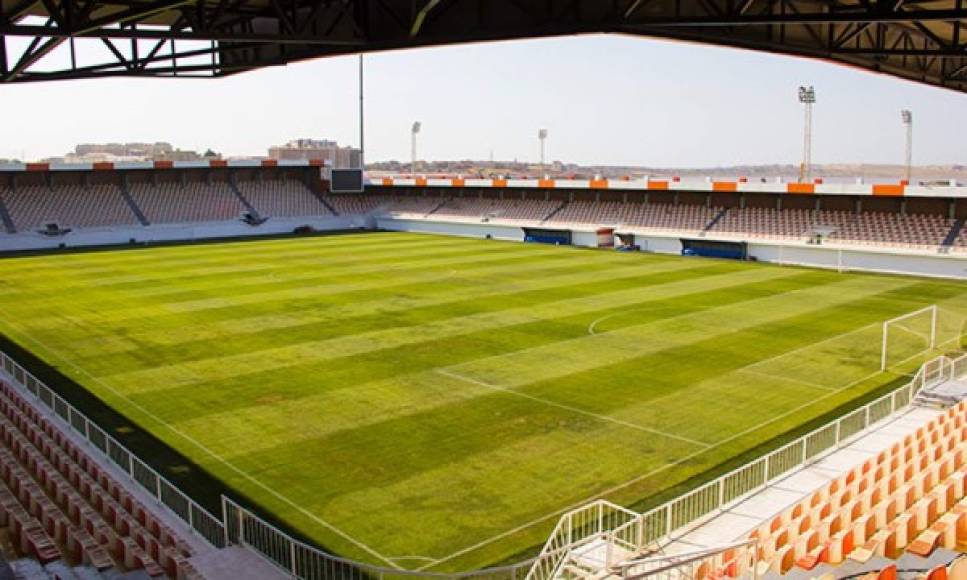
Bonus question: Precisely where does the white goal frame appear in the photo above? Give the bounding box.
[881,304,938,371]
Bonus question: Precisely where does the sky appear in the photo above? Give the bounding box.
[1,33,966,167]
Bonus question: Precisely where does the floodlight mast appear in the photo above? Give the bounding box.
[538,129,548,177]
[411,121,422,175]
[901,110,913,183]
[359,54,365,171]
[798,86,816,183]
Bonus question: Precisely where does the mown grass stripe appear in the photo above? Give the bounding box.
[0,232,961,570]
[0,232,476,274]
[217,281,921,561]
[8,239,548,304]
[75,259,725,366]
[28,253,703,357]
[155,269,828,455]
[100,265,790,392]
[444,276,915,389]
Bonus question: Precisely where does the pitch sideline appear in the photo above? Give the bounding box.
[419,337,961,571]
[0,327,402,570]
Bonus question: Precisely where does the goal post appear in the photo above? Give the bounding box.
[881,305,937,371]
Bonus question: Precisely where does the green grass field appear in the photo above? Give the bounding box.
[0,232,963,572]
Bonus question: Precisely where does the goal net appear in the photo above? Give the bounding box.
[881,305,937,371]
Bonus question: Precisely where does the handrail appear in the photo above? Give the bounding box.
[614,539,757,577]
[525,354,954,580]
[223,497,538,579]
[0,350,226,547]
[0,345,961,580]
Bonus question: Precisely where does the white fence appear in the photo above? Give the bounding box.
[1,345,964,580]
[525,353,967,580]
[0,347,543,579]
[223,498,537,579]
[0,349,227,547]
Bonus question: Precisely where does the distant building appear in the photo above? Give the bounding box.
[155,149,211,162]
[269,138,360,169]
[75,142,174,158]
[60,142,213,163]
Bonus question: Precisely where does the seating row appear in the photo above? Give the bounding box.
[236,179,330,217]
[0,184,138,231]
[811,556,967,580]
[747,401,967,576]
[0,381,201,578]
[128,182,243,224]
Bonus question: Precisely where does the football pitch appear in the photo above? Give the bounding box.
[0,231,963,572]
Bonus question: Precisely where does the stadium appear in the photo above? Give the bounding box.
[0,1,965,579]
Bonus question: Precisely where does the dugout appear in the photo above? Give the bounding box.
[681,238,748,260]
[523,228,571,245]
[596,228,615,248]
[616,232,641,251]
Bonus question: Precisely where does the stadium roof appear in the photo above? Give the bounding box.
[1,0,966,92]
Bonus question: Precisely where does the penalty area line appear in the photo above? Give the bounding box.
[738,368,836,392]
[420,339,954,571]
[435,369,711,449]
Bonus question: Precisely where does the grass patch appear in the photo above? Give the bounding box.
[0,232,961,571]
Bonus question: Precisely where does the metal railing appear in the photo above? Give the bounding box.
[953,353,967,382]
[525,500,639,580]
[525,354,961,580]
[0,350,227,548]
[614,539,758,580]
[2,346,965,580]
[223,498,538,579]
[0,348,542,579]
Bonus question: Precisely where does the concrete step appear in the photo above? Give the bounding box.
[915,390,962,408]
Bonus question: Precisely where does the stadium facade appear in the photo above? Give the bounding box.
[0,160,964,278]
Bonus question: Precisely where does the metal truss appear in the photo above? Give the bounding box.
[0,0,965,91]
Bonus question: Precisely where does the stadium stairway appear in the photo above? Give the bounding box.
[227,181,262,221]
[538,358,967,580]
[0,192,16,234]
[702,207,731,235]
[916,375,967,409]
[941,219,965,254]
[425,197,452,217]
[118,184,150,226]
[309,190,339,216]
[541,201,569,224]
[695,403,967,580]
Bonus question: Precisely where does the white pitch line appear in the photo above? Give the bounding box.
[420,340,956,571]
[435,369,711,449]
[1,328,401,570]
[388,556,437,564]
[738,368,836,392]
[741,320,881,373]
[588,311,625,335]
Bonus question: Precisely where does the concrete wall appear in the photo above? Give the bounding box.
[1,213,962,280]
[748,243,967,279]
[0,215,364,253]
[376,217,525,241]
[378,217,966,280]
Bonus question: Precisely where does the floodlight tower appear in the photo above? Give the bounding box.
[798,86,816,183]
[538,129,548,177]
[411,121,422,175]
[358,54,365,170]
[901,110,913,183]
